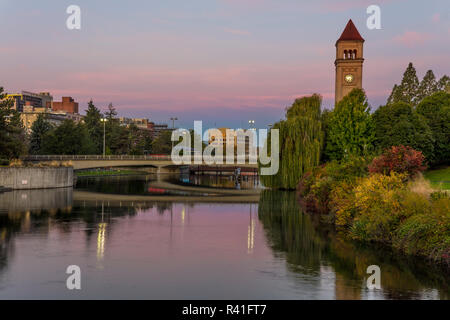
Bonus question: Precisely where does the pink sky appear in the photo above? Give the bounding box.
[0,0,448,128]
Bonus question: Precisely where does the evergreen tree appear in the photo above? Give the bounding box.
[387,63,449,105]
[106,122,129,155]
[41,120,95,155]
[105,102,118,122]
[29,114,53,155]
[127,124,147,155]
[151,130,173,155]
[373,102,434,161]
[260,94,324,190]
[437,75,450,92]
[324,88,375,160]
[387,84,404,105]
[0,87,26,159]
[416,91,450,165]
[416,70,438,103]
[84,100,103,154]
[400,62,420,105]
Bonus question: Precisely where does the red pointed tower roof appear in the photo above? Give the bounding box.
[336,19,364,43]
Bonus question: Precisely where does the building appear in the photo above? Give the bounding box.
[52,96,79,113]
[335,19,364,104]
[208,128,252,155]
[151,123,170,138]
[5,91,53,112]
[119,117,152,131]
[20,104,83,133]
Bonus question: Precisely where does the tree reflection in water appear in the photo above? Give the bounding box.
[257,190,450,299]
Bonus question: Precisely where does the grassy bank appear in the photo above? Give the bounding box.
[424,167,450,190]
[76,169,147,177]
[298,156,450,267]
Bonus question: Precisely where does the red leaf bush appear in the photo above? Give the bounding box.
[368,145,426,177]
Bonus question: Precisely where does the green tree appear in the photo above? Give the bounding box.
[29,114,53,155]
[151,130,173,154]
[437,75,450,92]
[41,120,95,155]
[0,87,26,159]
[105,121,128,155]
[127,124,147,155]
[260,94,324,190]
[100,103,129,154]
[104,102,118,122]
[84,100,103,154]
[387,64,449,105]
[416,70,438,103]
[387,63,420,106]
[324,88,375,161]
[373,102,434,161]
[416,91,450,165]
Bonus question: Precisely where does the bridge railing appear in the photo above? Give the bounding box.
[21,155,173,161]
[20,154,258,165]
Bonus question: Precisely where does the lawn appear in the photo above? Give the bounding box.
[423,167,450,190]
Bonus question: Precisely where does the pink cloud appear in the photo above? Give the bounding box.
[392,31,433,47]
[223,28,251,36]
[432,13,440,23]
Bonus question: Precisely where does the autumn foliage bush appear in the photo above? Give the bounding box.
[368,145,426,177]
[297,154,449,264]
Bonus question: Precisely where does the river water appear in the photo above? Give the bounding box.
[0,174,448,299]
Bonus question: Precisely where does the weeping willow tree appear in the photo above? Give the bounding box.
[260,94,324,189]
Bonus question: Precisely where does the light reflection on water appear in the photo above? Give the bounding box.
[0,175,448,299]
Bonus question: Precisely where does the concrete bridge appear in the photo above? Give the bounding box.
[21,155,259,171]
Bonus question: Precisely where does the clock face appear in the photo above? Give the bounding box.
[345,74,354,83]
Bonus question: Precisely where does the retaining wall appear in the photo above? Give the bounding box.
[0,167,74,190]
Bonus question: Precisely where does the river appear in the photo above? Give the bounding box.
[0,174,448,299]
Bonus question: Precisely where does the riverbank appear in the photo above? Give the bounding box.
[298,156,450,268]
[75,169,147,177]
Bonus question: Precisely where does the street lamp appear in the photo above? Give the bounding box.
[100,118,107,157]
[170,117,178,150]
[248,120,255,129]
[170,117,178,129]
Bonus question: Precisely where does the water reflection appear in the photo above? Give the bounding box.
[258,190,450,299]
[0,178,448,299]
[177,173,261,190]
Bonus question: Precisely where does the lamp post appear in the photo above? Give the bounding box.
[248,120,255,129]
[170,117,178,129]
[100,118,107,157]
[170,117,178,150]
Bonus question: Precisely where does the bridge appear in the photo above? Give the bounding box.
[21,155,259,171]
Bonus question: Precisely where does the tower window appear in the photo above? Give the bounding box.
[343,50,348,59]
[353,49,357,59]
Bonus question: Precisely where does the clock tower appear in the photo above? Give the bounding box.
[335,19,364,104]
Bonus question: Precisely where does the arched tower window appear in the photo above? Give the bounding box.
[353,49,357,59]
[343,50,347,59]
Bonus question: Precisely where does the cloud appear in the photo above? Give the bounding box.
[223,28,251,36]
[432,13,440,23]
[392,31,433,47]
